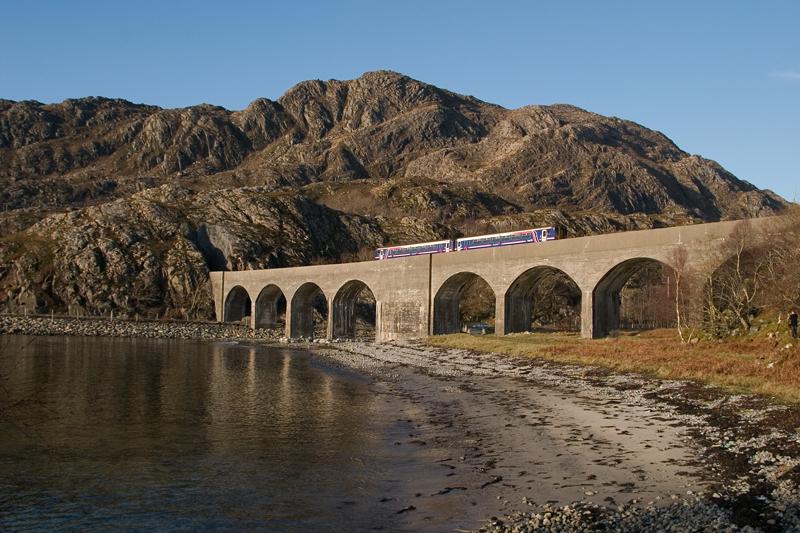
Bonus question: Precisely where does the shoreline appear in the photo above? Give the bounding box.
[311,341,800,531]
[3,317,800,530]
[0,314,281,342]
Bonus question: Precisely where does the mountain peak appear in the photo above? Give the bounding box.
[0,71,787,319]
[0,70,785,220]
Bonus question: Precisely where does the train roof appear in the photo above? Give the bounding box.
[376,238,452,250]
[456,226,554,241]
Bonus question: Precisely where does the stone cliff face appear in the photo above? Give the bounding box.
[0,71,786,318]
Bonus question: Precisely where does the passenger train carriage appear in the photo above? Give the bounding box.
[373,239,453,260]
[373,227,557,260]
[456,227,556,251]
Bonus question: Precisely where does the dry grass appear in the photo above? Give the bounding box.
[425,329,800,403]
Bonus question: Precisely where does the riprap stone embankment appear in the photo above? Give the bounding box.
[0,315,282,341]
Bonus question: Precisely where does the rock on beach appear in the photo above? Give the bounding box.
[0,315,282,341]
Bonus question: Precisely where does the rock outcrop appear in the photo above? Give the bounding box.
[0,71,786,318]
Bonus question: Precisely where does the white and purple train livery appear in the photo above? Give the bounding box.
[456,227,556,251]
[373,227,557,260]
[373,239,453,260]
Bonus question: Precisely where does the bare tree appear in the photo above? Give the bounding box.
[759,209,800,313]
[702,220,779,336]
[670,245,701,342]
[708,221,765,332]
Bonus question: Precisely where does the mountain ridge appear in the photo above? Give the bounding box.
[0,70,786,317]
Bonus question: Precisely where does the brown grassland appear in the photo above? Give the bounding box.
[425,329,800,403]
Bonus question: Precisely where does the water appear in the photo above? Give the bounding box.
[0,336,427,531]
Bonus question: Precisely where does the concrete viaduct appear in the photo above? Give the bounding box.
[210,217,774,342]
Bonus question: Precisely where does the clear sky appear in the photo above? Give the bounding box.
[2,0,798,200]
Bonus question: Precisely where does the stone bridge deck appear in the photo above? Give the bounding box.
[210,217,775,342]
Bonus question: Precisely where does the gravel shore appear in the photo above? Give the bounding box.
[0,315,282,341]
[314,341,800,532]
[3,316,799,531]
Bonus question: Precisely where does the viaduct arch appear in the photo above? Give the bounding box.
[331,280,377,339]
[433,272,495,335]
[210,217,778,342]
[289,282,327,339]
[504,266,582,334]
[223,285,251,325]
[591,258,676,338]
[254,284,285,330]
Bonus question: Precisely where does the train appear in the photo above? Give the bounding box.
[373,227,557,260]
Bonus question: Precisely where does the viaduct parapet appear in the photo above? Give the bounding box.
[210,217,776,342]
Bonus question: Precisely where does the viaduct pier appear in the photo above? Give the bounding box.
[210,217,773,342]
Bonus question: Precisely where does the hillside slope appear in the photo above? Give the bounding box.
[0,71,785,317]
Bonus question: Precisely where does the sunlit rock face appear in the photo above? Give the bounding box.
[0,71,785,318]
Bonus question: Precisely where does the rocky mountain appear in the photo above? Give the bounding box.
[0,71,786,318]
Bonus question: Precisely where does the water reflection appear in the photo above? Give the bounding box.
[0,336,401,531]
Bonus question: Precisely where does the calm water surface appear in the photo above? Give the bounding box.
[0,336,425,531]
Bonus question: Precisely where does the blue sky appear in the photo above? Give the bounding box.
[2,1,798,200]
